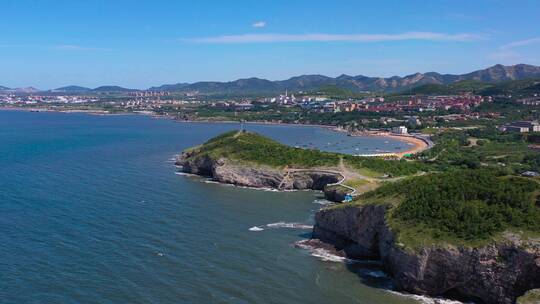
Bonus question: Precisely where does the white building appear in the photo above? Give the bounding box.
[392,126,408,135]
[503,121,540,133]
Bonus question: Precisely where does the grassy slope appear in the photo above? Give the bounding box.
[343,169,540,249]
[188,130,340,168]
[186,131,426,176]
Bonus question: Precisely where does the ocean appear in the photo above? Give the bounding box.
[0,110,432,304]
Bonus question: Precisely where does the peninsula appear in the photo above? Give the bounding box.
[177,130,540,304]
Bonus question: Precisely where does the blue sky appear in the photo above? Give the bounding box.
[1,0,539,89]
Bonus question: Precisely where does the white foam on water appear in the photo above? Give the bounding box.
[364,270,388,278]
[266,222,313,229]
[248,226,264,232]
[166,154,180,163]
[174,172,199,177]
[198,180,282,192]
[312,199,333,205]
[203,180,220,184]
[387,290,467,304]
[295,240,348,262]
[309,248,348,262]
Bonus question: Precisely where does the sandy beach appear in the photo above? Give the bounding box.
[384,133,430,157]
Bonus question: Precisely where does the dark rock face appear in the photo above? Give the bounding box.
[313,204,540,304]
[314,205,388,258]
[176,152,341,192]
[323,185,349,202]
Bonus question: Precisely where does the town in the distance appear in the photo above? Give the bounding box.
[3,63,540,148]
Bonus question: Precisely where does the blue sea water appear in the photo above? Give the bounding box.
[0,111,421,304]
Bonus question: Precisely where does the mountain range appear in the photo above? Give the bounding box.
[2,64,540,95]
[150,64,540,94]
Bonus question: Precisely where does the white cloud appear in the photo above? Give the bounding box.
[489,37,540,63]
[185,31,483,44]
[252,21,266,28]
[500,37,540,50]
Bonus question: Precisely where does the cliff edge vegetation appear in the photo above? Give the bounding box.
[182,130,424,174]
[178,130,427,195]
[353,169,540,248]
[184,130,340,168]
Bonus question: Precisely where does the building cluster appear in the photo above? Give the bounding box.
[204,92,488,117]
[516,95,540,106]
[500,121,540,133]
[119,98,203,110]
[0,94,97,104]
[357,95,487,113]
[128,91,170,97]
[298,94,487,114]
[209,101,255,111]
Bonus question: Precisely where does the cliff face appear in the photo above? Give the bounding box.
[313,204,540,304]
[177,151,341,191]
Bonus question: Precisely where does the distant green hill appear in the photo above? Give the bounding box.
[479,78,540,96]
[53,85,92,93]
[150,64,540,95]
[92,86,138,93]
[399,79,540,96]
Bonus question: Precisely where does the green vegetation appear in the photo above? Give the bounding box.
[343,155,427,177]
[517,289,540,304]
[398,79,540,96]
[312,85,369,99]
[401,81,488,95]
[361,169,540,246]
[186,131,432,177]
[418,128,534,173]
[189,131,340,168]
[479,78,540,96]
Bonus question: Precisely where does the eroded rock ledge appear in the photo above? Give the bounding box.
[313,204,540,304]
[176,151,341,191]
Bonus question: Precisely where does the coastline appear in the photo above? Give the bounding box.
[384,133,431,157]
[0,106,431,157]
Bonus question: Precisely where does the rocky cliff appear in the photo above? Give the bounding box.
[313,204,540,304]
[177,150,341,191]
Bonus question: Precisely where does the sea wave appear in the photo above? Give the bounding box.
[203,180,220,184]
[166,155,180,163]
[387,290,467,304]
[312,199,333,205]
[364,270,388,278]
[174,172,199,177]
[248,226,264,232]
[295,239,349,262]
[266,222,313,229]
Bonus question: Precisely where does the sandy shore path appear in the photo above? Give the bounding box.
[385,134,430,157]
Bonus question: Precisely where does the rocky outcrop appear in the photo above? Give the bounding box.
[323,185,350,202]
[313,204,540,304]
[176,151,341,191]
